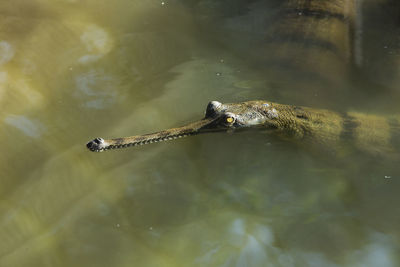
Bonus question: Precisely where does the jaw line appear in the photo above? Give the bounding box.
[86,116,228,152]
[86,114,267,152]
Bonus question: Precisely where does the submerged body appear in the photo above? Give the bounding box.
[87,100,400,159]
[86,2,379,156]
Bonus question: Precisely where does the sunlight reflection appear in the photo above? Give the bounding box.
[79,24,113,64]
[4,115,45,138]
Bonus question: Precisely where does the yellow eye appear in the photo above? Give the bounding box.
[226,117,234,123]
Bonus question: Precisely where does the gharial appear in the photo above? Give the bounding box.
[86,100,400,158]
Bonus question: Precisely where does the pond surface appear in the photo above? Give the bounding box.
[1,0,399,266]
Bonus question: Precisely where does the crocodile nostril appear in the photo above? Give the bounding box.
[94,137,104,144]
[87,138,105,151]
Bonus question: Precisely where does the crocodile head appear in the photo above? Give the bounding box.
[86,100,277,152]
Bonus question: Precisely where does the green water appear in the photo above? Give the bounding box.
[1,1,399,266]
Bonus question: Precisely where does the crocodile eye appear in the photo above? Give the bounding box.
[224,113,236,125]
[226,116,234,123]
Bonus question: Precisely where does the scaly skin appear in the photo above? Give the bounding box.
[261,0,355,87]
[86,100,400,158]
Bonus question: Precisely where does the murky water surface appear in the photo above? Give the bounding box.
[1,1,400,266]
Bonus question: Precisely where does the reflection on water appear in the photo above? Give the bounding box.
[1,0,399,266]
[4,114,45,138]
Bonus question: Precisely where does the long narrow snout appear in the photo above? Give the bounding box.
[86,117,219,152]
